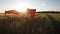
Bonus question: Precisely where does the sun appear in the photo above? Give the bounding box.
[13,2,31,13]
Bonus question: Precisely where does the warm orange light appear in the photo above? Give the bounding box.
[13,2,31,13]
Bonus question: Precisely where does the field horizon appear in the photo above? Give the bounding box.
[0,13,60,34]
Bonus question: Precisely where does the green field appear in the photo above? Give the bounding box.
[0,13,60,34]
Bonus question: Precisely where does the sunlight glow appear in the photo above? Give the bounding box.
[13,2,31,13]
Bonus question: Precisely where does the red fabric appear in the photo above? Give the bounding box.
[28,9,36,19]
[31,11,35,18]
[5,10,19,15]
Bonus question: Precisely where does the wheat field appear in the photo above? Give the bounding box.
[0,13,60,34]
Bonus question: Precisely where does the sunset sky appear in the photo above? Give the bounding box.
[0,0,60,13]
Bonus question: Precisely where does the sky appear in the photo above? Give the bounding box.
[0,0,60,13]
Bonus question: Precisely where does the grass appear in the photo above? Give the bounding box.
[0,13,60,34]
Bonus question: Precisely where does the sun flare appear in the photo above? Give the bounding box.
[13,2,31,13]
